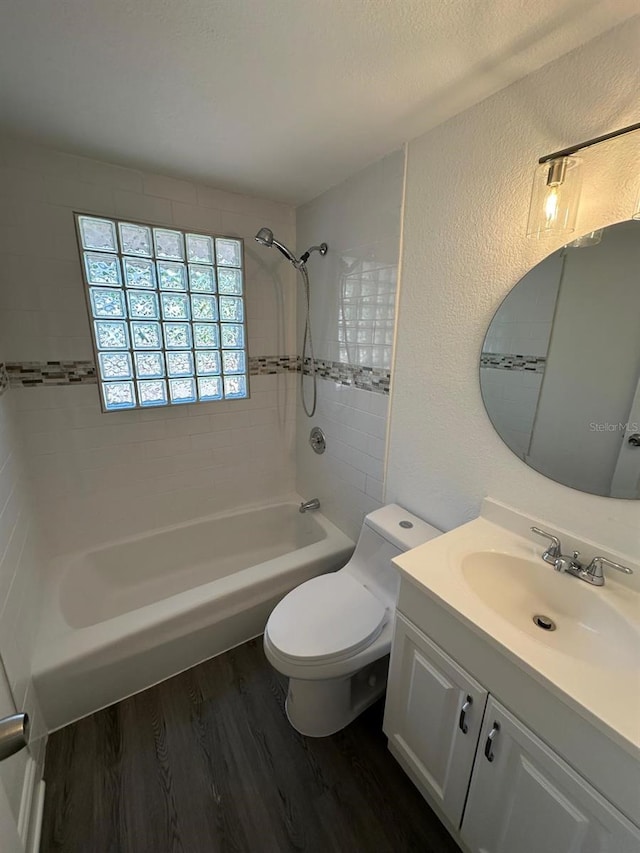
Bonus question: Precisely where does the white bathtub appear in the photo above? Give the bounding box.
[32,501,354,732]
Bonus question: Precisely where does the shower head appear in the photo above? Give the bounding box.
[255,227,328,269]
[255,227,273,247]
[254,227,300,267]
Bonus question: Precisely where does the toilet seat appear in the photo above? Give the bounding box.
[266,572,387,665]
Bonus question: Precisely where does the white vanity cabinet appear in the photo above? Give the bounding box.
[384,613,640,852]
[383,614,488,828]
[461,697,640,853]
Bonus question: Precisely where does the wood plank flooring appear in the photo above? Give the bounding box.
[41,639,461,853]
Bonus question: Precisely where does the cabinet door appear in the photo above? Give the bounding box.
[383,613,488,828]
[461,697,640,853]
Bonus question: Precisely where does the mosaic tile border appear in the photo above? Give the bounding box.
[249,355,299,375]
[7,361,97,387]
[5,356,299,389]
[302,358,391,394]
[0,363,9,399]
[480,352,546,373]
[5,356,391,395]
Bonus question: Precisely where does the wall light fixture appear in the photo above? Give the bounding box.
[527,122,640,239]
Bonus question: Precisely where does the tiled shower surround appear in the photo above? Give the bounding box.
[11,374,298,555]
[0,138,298,554]
[295,148,405,541]
[0,137,399,557]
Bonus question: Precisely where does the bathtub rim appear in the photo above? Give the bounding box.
[32,497,354,677]
[59,499,331,628]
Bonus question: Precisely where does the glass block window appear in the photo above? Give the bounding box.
[76,215,248,411]
[338,255,397,369]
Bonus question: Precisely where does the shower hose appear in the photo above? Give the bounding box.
[299,264,317,418]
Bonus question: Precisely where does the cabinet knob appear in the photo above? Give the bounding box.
[459,695,472,734]
[484,722,500,762]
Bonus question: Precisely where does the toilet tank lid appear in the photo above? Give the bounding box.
[364,504,441,552]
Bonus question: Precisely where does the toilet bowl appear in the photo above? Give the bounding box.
[263,504,441,736]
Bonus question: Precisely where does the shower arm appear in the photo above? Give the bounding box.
[299,243,328,265]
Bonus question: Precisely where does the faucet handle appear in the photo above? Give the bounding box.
[585,556,633,580]
[530,527,561,560]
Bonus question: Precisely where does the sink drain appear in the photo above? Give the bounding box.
[533,614,556,631]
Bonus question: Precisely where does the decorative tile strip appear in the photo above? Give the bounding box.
[6,356,300,389]
[480,352,546,373]
[0,363,9,399]
[248,355,299,375]
[7,361,97,387]
[302,358,391,394]
[5,355,390,394]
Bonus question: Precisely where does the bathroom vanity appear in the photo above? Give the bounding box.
[383,500,640,852]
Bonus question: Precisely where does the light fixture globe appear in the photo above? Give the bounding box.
[527,156,582,239]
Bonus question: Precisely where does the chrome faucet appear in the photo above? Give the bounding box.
[299,497,320,513]
[530,527,633,586]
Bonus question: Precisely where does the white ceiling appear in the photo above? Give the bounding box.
[0,1,636,204]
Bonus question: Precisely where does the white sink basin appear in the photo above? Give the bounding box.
[461,552,640,670]
[392,506,640,754]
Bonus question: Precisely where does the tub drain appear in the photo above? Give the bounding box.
[533,614,556,631]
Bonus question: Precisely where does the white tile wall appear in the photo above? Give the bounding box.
[296,149,405,366]
[296,379,389,542]
[13,372,297,555]
[295,148,405,540]
[0,137,299,555]
[0,136,297,364]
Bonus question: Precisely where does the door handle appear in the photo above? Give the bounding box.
[628,434,640,447]
[0,714,29,762]
[458,695,472,734]
[484,721,500,762]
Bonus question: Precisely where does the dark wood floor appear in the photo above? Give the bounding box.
[41,639,461,853]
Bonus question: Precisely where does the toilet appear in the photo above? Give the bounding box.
[263,504,441,736]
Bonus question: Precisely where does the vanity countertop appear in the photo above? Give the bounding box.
[393,507,640,760]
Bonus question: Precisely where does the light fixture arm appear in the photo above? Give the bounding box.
[538,122,640,164]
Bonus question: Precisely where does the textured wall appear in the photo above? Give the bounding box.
[387,21,640,558]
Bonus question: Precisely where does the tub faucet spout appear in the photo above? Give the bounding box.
[299,498,320,513]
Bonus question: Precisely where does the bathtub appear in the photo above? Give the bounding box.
[32,501,354,732]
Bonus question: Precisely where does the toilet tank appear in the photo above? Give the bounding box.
[343,504,441,605]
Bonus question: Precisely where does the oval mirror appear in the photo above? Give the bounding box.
[480,219,640,499]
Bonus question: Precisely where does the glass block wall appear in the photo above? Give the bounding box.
[75,215,248,411]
